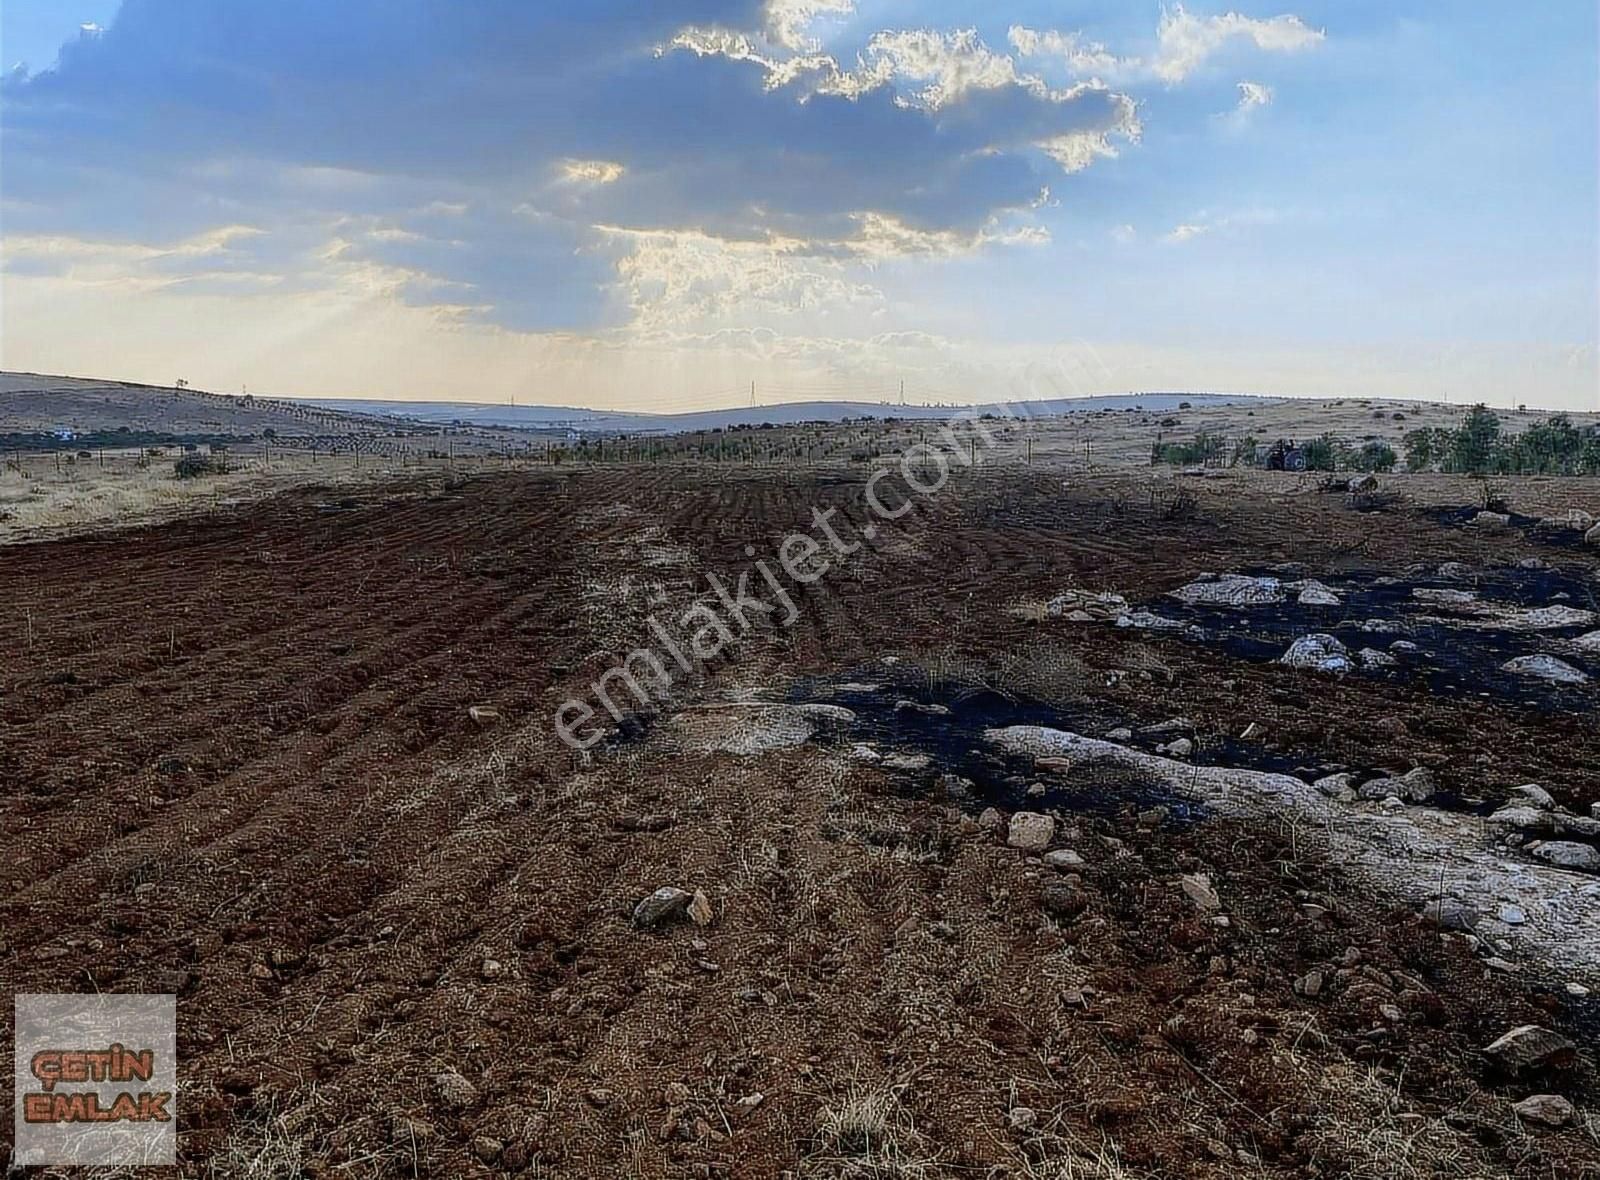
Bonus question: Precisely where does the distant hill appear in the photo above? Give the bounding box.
[0,372,408,438]
[2,371,1262,440]
[303,392,1254,434]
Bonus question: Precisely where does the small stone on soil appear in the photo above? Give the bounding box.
[634,886,694,928]
[1041,883,1089,920]
[1529,842,1600,872]
[1513,1094,1576,1127]
[1008,812,1057,852]
[1180,873,1222,914]
[1043,849,1085,870]
[1483,1025,1577,1073]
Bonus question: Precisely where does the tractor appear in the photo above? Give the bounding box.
[1265,439,1308,472]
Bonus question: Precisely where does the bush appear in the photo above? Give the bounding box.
[1151,430,1225,466]
[1350,440,1397,473]
[174,455,228,479]
[1301,435,1339,472]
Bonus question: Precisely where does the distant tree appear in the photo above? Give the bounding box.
[1448,404,1500,474]
[1350,440,1397,473]
[1301,434,1339,472]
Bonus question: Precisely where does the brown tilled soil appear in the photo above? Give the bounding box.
[2,464,1598,1177]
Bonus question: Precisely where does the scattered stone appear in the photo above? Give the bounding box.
[687,890,714,927]
[1501,655,1589,685]
[1488,805,1553,836]
[1025,781,1046,797]
[1513,1094,1576,1127]
[1297,582,1343,607]
[1115,610,1187,631]
[1162,737,1194,758]
[1357,647,1399,669]
[1139,717,1195,736]
[479,958,505,980]
[1180,873,1222,914]
[1007,1107,1038,1131]
[1279,633,1352,675]
[1347,474,1379,494]
[1511,784,1557,811]
[1586,521,1600,547]
[849,744,882,763]
[1169,574,1285,608]
[1360,768,1435,804]
[1040,883,1089,920]
[1043,849,1086,870]
[1498,905,1528,926]
[1047,590,1130,619]
[1529,842,1600,872]
[1437,562,1475,580]
[1294,969,1325,998]
[633,887,693,928]
[1542,509,1596,534]
[797,703,858,728]
[1314,772,1356,798]
[472,1136,503,1163]
[1577,632,1600,654]
[468,705,501,727]
[894,700,950,716]
[881,752,933,772]
[1469,510,1511,531]
[1566,982,1591,997]
[1422,899,1478,931]
[1483,1025,1578,1073]
[1008,812,1057,853]
[434,1070,478,1110]
[978,808,1006,834]
[1104,727,1133,742]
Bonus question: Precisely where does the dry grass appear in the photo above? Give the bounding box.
[204,1103,307,1180]
[808,1082,943,1178]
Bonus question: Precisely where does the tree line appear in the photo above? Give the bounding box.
[1404,406,1600,475]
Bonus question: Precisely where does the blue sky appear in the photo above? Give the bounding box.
[2,2,1595,410]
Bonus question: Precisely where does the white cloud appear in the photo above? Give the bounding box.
[1234,80,1273,112]
[1009,8,1323,86]
[559,158,625,185]
[765,0,854,51]
[1006,26,1120,77]
[1153,6,1323,83]
[822,28,1034,109]
[662,23,1140,176]
[1163,222,1209,244]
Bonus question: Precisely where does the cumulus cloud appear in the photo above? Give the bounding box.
[1235,80,1273,112]
[560,159,626,185]
[1009,6,1323,85]
[1005,26,1121,77]
[0,1,1316,382]
[1153,6,1323,83]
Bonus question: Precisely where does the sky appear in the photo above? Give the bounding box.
[1,2,1596,412]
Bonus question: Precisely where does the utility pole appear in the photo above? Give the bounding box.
[750,381,756,408]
